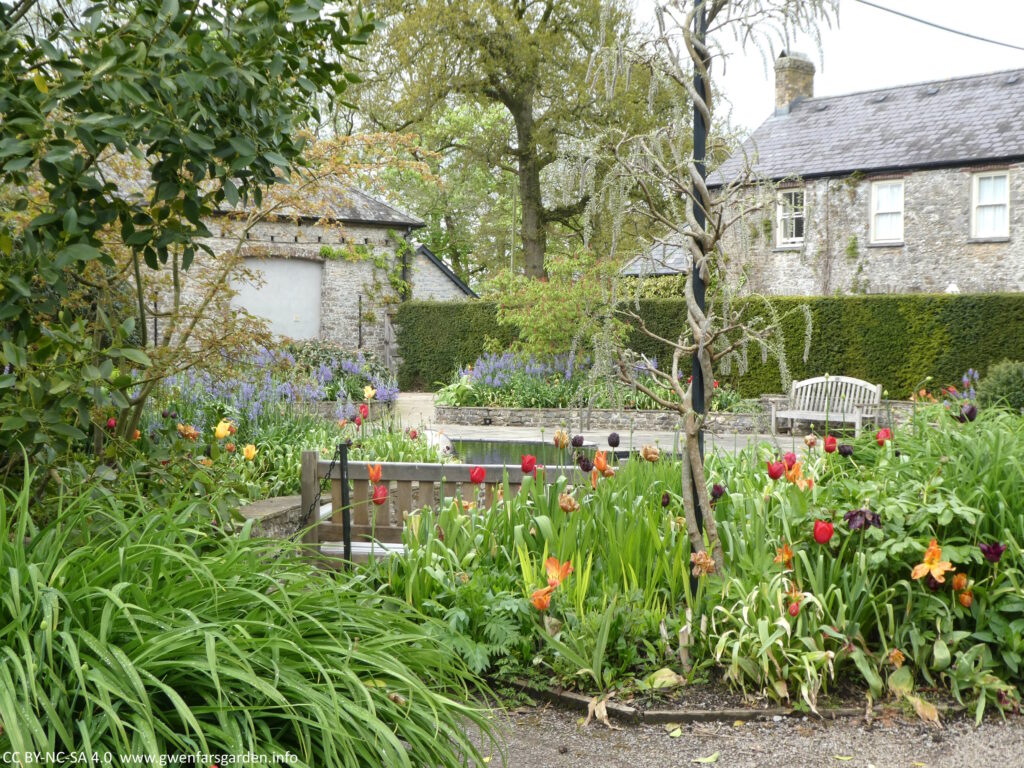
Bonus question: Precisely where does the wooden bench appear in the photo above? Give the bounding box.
[770,375,882,436]
[299,450,577,564]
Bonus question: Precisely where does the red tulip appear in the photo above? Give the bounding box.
[409,429,418,440]
[788,601,800,617]
[813,519,834,544]
[521,454,537,474]
[106,417,117,430]
[876,427,892,446]
[767,461,785,480]
[824,435,837,453]
[359,403,369,419]
[469,466,485,484]
[354,416,362,428]
[372,485,388,506]
[783,451,797,470]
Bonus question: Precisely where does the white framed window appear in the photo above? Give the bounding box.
[776,189,805,247]
[971,172,1009,239]
[870,180,904,244]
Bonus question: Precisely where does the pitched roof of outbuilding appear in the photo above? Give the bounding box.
[619,239,690,277]
[708,67,1024,187]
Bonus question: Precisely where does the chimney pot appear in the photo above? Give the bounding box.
[775,51,815,114]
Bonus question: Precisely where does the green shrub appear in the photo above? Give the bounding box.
[977,359,1024,413]
[0,480,493,765]
[398,294,1024,397]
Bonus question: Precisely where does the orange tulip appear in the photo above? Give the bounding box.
[367,463,382,484]
[959,590,974,608]
[952,573,968,592]
[911,539,955,583]
[545,556,573,588]
[530,586,555,611]
[590,469,599,489]
[593,450,608,473]
[774,543,794,568]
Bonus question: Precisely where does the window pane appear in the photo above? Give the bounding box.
[874,211,901,241]
[976,204,1008,238]
[793,215,804,239]
[874,182,902,213]
[978,175,1008,205]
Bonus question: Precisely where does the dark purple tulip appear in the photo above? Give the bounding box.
[959,404,978,423]
[161,409,169,419]
[838,444,854,457]
[571,434,584,448]
[844,508,882,530]
[980,542,1007,563]
[170,411,178,420]
[607,432,620,448]
[661,492,671,508]
[925,574,944,592]
[711,483,726,500]
[577,456,593,473]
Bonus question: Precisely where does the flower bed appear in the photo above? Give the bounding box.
[371,401,1021,720]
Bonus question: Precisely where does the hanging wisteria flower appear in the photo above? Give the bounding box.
[607,432,620,448]
[980,541,1007,563]
[844,507,882,530]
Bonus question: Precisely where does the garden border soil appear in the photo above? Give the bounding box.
[511,681,964,725]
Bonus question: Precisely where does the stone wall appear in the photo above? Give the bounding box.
[720,162,1024,296]
[409,250,468,301]
[434,404,766,433]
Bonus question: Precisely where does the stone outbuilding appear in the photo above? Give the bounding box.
[709,53,1024,296]
[212,187,474,364]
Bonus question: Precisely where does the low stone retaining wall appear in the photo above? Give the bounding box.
[239,495,305,539]
[434,404,767,433]
[300,400,393,422]
[435,397,917,435]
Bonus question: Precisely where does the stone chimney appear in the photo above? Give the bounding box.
[774,51,815,114]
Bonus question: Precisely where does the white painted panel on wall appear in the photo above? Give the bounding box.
[232,257,322,339]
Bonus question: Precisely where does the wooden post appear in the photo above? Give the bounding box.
[300,450,320,548]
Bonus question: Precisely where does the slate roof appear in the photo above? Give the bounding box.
[708,68,1024,187]
[619,238,690,277]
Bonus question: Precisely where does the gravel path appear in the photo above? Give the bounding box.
[475,706,1024,768]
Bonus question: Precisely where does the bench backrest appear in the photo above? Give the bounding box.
[300,451,578,552]
[790,376,882,414]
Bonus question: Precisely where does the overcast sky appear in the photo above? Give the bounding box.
[634,0,1024,132]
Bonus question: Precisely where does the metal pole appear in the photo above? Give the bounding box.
[340,442,351,563]
[690,0,708,532]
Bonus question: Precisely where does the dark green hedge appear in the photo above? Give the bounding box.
[394,301,517,390]
[396,295,1024,397]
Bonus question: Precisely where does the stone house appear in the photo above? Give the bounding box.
[709,53,1024,295]
[204,187,475,363]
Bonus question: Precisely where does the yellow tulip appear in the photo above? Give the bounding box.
[243,444,257,461]
[364,385,376,400]
[214,420,232,440]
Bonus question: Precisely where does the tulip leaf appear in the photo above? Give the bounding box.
[888,666,914,697]
[907,694,940,726]
[692,752,719,764]
[932,639,951,671]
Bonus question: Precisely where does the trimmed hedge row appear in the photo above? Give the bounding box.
[395,295,1024,397]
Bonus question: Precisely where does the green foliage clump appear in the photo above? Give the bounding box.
[977,359,1024,413]
[0,480,494,764]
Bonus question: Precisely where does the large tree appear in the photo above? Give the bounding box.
[358,0,647,278]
